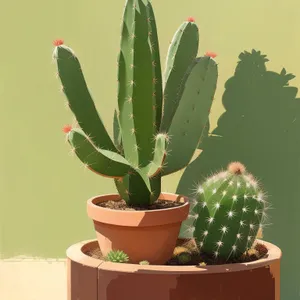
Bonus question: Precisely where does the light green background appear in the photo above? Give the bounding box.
[1,0,300,298]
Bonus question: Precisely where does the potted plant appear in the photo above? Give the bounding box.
[66,162,281,300]
[54,1,282,299]
[53,0,217,265]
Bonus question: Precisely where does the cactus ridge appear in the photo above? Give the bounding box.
[54,0,218,206]
[68,128,132,178]
[54,46,117,152]
[162,56,218,175]
[118,0,155,168]
[146,0,163,130]
[187,163,268,260]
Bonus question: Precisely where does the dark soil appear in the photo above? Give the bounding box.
[86,247,103,260]
[84,238,269,266]
[96,198,185,211]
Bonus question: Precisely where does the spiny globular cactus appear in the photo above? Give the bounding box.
[52,0,218,207]
[187,162,269,261]
[106,250,129,263]
[139,260,150,265]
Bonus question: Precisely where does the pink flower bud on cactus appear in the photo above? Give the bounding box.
[187,17,195,22]
[62,125,72,133]
[205,51,217,58]
[228,162,246,175]
[53,39,64,46]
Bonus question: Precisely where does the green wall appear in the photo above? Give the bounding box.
[1,0,300,298]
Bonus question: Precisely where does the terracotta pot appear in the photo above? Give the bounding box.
[67,239,282,300]
[86,193,190,264]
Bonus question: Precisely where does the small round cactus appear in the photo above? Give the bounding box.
[177,252,192,265]
[139,260,150,265]
[240,248,260,262]
[105,250,129,263]
[173,246,192,265]
[191,162,268,260]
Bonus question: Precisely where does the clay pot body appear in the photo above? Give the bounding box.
[86,193,190,264]
[67,239,281,300]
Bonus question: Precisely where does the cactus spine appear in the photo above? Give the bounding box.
[53,0,218,207]
[189,162,268,260]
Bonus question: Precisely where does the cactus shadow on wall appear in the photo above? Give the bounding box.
[177,50,300,299]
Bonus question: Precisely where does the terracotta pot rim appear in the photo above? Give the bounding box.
[86,192,190,227]
[67,239,282,275]
[88,192,188,211]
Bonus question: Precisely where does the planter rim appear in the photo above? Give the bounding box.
[86,192,190,227]
[67,239,282,275]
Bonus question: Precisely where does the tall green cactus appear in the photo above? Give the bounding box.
[184,162,268,260]
[53,0,218,207]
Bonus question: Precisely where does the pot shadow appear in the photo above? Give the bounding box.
[177,49,300,299]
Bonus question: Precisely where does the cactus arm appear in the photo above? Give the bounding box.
[113,109,122,151]
[146,0,163,131]
[67,128,131,178]
[140,133,167,178]
[54,45,117,152]
[162,56,218,176]
[118,0,155,168]
[117,27,137,165]
[160,21,199,132]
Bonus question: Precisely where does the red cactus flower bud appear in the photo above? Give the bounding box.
[53,39,64,46]
[228,162,246,175]
[62,125,72,133]
[187,17,195,22]
[205,51,217,58]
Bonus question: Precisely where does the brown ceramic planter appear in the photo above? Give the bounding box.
[67,239,282,300]
[86,193,189,264]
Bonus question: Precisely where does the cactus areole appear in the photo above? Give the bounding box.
[53,0,218,209]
